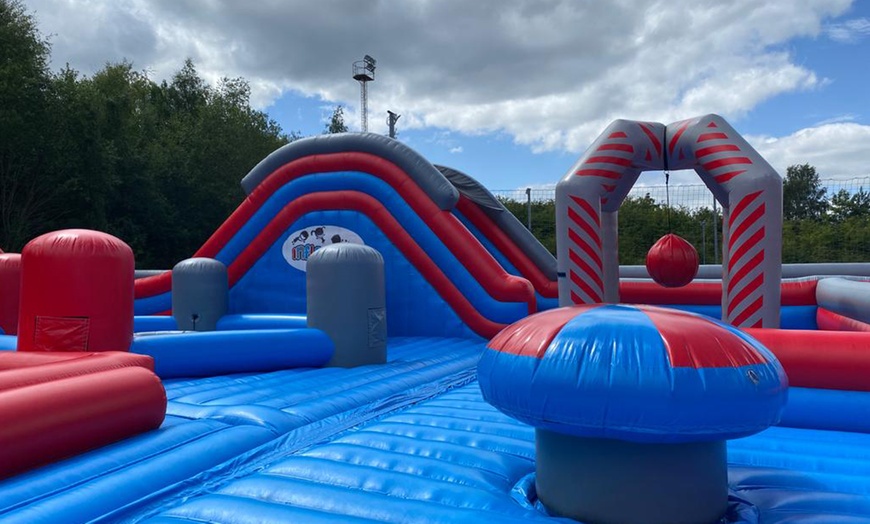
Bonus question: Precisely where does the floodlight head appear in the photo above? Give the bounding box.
[363,55,378,73]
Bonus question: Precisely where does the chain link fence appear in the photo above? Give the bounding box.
[491,177,870,264]
[493,177,870,209]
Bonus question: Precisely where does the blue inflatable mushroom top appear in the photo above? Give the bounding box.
[478,304,789,443]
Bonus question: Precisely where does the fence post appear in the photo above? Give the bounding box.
[700,220,707,265]
[712,198,719,264]
[526,188,532,230]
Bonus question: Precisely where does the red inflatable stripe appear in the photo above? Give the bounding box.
[456,196,557,298]
[644,307,767,368]
[744,328,870,391]
[488,306,599,358]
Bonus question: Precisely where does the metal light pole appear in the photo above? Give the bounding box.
[352,55,376,132]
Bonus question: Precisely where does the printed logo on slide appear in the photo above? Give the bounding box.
[282,225,364,271]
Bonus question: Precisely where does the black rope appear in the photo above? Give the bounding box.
[662,126,671,232]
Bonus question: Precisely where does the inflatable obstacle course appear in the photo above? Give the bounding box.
[1,117,870,522]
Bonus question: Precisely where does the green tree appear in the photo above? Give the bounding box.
[829,188,870,222]
[325,105,348,133]
[0,0,58,250]
[497,196,557,254]
[783,163,828,221]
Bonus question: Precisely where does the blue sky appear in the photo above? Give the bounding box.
[27,0,870,192]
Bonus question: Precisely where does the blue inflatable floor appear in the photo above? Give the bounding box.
[162,337,484,434]
[133,383,870,524]
[0,337,485,523]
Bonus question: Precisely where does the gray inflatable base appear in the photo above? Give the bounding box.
[535,429,727,524]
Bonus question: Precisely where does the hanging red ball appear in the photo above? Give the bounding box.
[646,233,699,288]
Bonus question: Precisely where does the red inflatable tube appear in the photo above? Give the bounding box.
[619,279,817,306]
[0,351,155,392]
[620,280,722,305]
[817,308,870,332]
[456,195,558,298]
[744,328,870,391]
[0,366,166,479]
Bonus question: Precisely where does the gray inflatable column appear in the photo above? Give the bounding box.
[307,244,387,367]
[172,258,228,331]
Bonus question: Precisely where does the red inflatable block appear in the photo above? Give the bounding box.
[646,234,699,288]
[18,230,134,352]
[0,366,166,479]
[0,253,21,335]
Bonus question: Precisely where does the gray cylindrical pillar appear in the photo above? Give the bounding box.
[536,429,728,524]
[172,258,228,331]
[307,243,386,367]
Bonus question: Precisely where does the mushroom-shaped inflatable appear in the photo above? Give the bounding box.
[478,304,788,524]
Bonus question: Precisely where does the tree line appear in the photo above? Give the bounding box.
[1,1,353,268]
[500,163,870,265]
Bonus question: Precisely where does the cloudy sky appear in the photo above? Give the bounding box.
[23,0,870,192]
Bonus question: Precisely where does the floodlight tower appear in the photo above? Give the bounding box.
[352,55,376,132]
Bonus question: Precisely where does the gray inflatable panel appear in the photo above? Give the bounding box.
[535,429,727,524]
[241,133,459,211]
[171,258,228,331]
[307,243,387,368]
[437,165,558,281]
[817,277,870,324]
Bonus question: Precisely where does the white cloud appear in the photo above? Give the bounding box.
[812,113,858,126]
[23,0,856,152]
[449,146,463,154]
[748,122,870,179]
[825,17,870,43]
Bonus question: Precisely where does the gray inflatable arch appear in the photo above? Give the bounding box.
[556,114,782,328]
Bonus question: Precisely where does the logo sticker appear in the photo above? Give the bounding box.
[282,225,364,271]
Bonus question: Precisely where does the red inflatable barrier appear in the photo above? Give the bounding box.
[619,279,817,307]
[0,253,21,335]
[744,328,870,391]
[817,308,870,332]
[0,366,166,479]
[18,230,134,352]
[781,279,819,306]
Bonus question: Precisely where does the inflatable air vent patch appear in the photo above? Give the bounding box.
[282,225,364,271]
